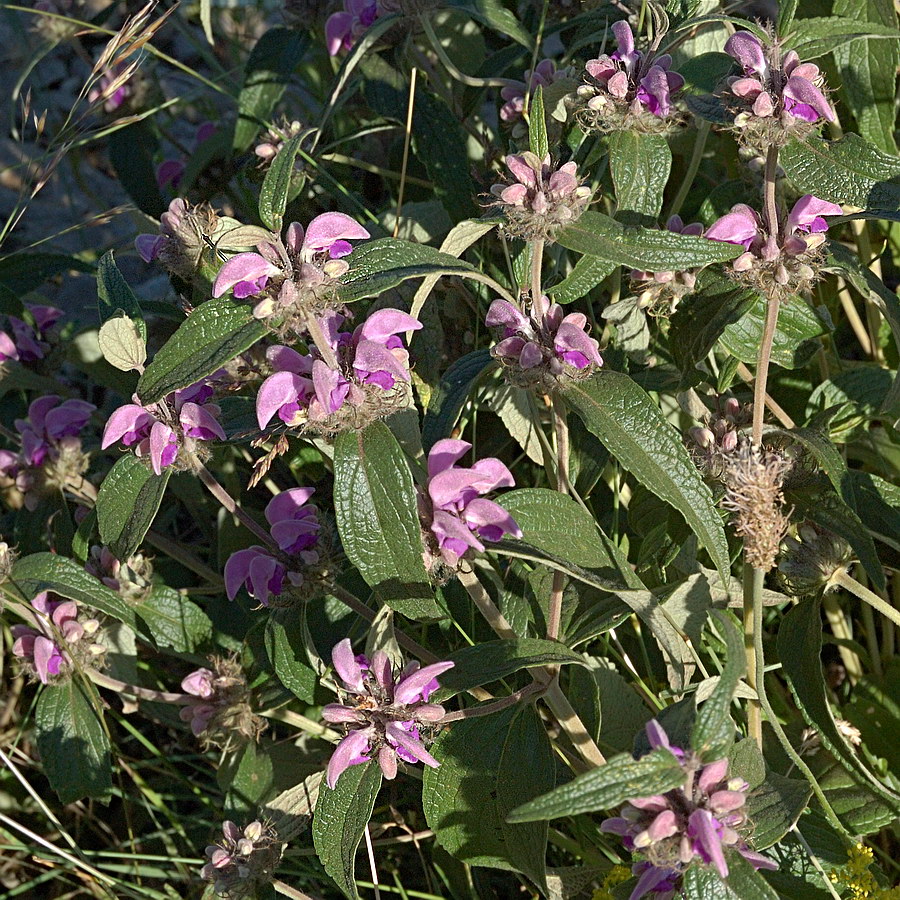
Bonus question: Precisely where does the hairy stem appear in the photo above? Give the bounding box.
[831,569,900,631]
[194,462,274,548]
[439,682,544,723]
[547,395,570,642]
[88,669,190,704]
[531,238,545,313]
[742,562,763,748]
[457,563,518,640]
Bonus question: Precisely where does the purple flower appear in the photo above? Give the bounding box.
[211,212,370,320]
[200,818,281,896]
[101,379,225,475]
[11,592,101,684]
[579,21,684,120]
[600,720,776,898]
[179,668,218,736]
[0,303,62,363]
[325,0,380,56]
[223,487,321,606]
[87,63,132,113]
[255,308,421,430]
[134,198,188,265]
[705,195,841,279]
[490,152,592,240]
[322,638,454,787]
[500,59,565,124]
[156,122,216,191]
[486,293,602,376]
[420,439,522,567]
[724,31,835,126]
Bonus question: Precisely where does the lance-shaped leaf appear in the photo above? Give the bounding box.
[259,133,304,232]
[96,251,146,339]
[333,422,443,620]
[608,131,671,222]
[563,372,731,583]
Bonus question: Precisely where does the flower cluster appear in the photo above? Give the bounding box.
[577,20,684,132]
[499,58,566,126]
[601,721,775,898]
[200,819,282,898]
[419,439,521,572]
[322,639,454,787]
[777,522,853,597]
[12,592,105,684]
[828,843,900,900]
[486,293,601,389]
[224,487,326,607]
[629,216,703,315]
[180,657,264,744]
[254,118,309,167]
[85,545,154,604]
[705,194,842,296]
[0,304,62,365]
[102,379,225,476]
[723,31,835,147]
[686,397,749,481]
[0,395,95,510]
[326,0,380,56]
[135,198,221,279]
[256,308,421,436]
[490,152,591,242]
[211,213,370,327]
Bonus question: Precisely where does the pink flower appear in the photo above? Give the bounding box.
[0,303,62,363]
[223,488,321,606]
[420,439,522,567]
[87,63,132,113]
[322,638,454,787]
[101,379,225,475]
[724,31,835,125]
[325,0,379,56]
[499,59,565,124]
[486,294,602,374]
[255,309,421,429]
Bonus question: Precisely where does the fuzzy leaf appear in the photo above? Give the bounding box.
[608,131,671,221]
[137,298,265,404]
[265,608,317,702]
[132,584,212,653]
[312,761,382,900]
[96,251,146,339]
[259,133,303,232]
[333,422,443,620]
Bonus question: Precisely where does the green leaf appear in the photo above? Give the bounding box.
[780,134,900,211]
[137,298,266,404]
[96,251,146,339]
[563,372,731,582]
[436,638,589,698]
[777,0,799,35]
[549,255,617,305]
[507,748,685,821]
[312,761,382,900]
[226,741,275,815]
[528,85,548,159]
[679,52,737,94]
[720,295,828,370]
[682,849,780,898]
[233,27,308,152]
[608,131,671,221]
[746,772,813,850]
[824,241,900,413]
[11,552,138,631]
[97,454,172,560]
[499,488,639,586]
[0,252,94,296]
[784,16,900,59]
[691,610,744,761]
[850,470,900,550]
[669,271,759,382]
[778,597,900,808]
[258,133,304,233]
[461,0,533,47]
[768,420,853,505]
[556,211,741,272]
[265,608,317,703]
[108,121,164,217]
[339,238,512,305]
[132,585,212,653]
[35,679,112,804]
[412,88,476,223]
[423,706,553,881]
[333,422,443,620]
[833,0,899,154]
[422,348,496,451]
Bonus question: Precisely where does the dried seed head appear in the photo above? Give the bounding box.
[721,443,790,571]
[777,522,853,597]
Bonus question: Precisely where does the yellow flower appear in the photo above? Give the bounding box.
[592,865,632,900]
[828,843,900,899]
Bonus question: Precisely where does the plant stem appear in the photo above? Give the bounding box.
[87,669,190,704]
[668,121,710,219]
[831,569,900,631]
[531,238,545,313]
[742,562,763,748]
[194,462,274,548]
[439,682,544,723]
[547,395,570,642]
[822,592,863,684]
[456,564,519,640]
